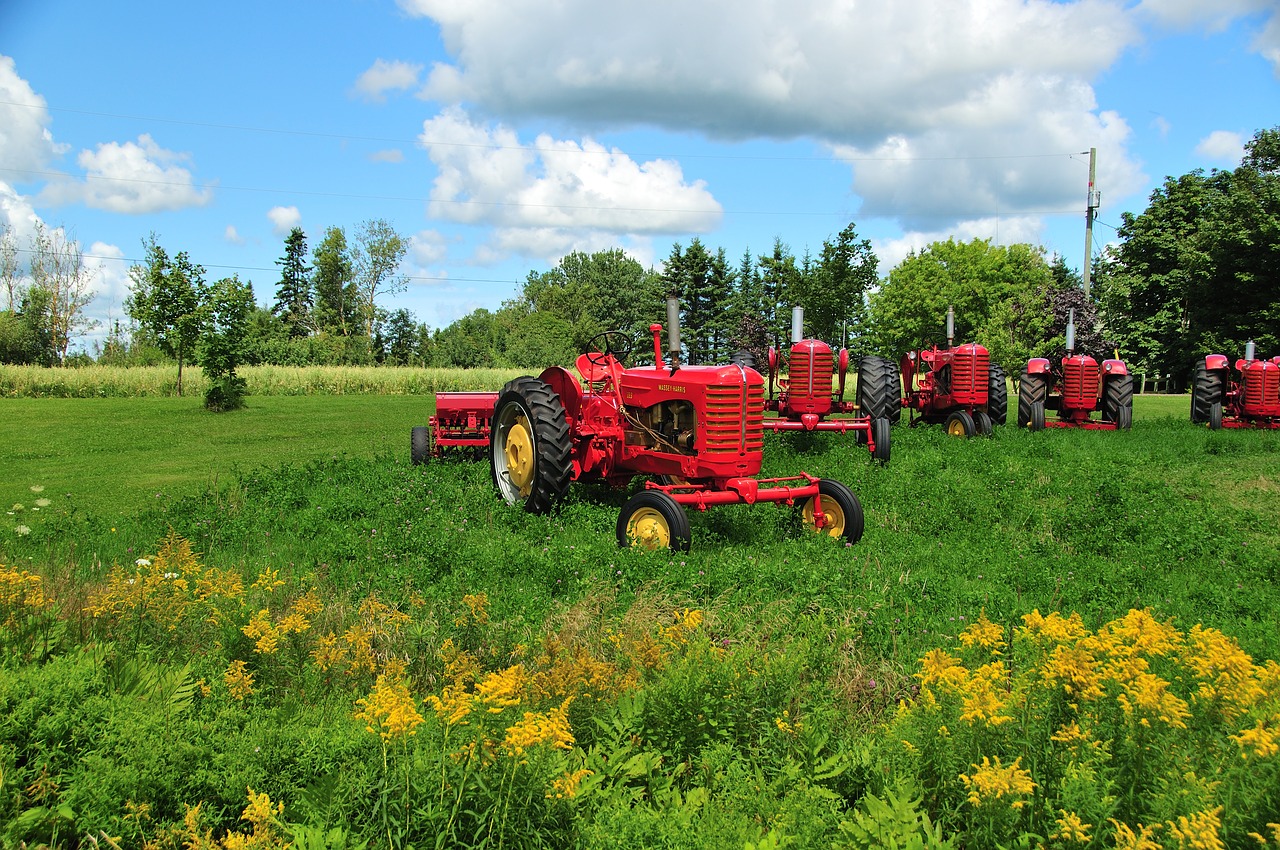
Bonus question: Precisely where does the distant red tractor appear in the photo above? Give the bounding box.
[757,307,891,464]
[1018,309,1133,431]
[858,307,1006,437]
[1191,341,1280,430]
[412,299,865,551]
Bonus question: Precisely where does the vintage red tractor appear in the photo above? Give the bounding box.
[1017,309,1133,431]
[1190,341,1280,430]
[412,299,865,551]
[758,307,891,463]
[859,307,1006,437]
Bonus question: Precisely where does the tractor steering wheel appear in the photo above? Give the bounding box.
[585,330,634,366]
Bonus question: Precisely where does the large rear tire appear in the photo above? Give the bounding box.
[490,377,573,514]
[1018,371,1047,428]
[1191,364,1224,423]
[800,479,864,544]
[987,365,1008,425]
[1103,373,1134,430]
[857,356,901,423]
[411,425,431,465]
[871,417,891,465]
[617,490,691,551]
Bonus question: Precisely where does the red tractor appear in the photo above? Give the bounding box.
[1191,341,1280,430]
[758,307,891,464]
[1017,309,1133,431]
[412,299,865,551]
[859,307,1006,437]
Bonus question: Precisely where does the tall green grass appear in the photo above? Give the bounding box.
[0,364,525,397]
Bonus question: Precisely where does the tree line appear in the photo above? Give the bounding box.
[3,127,1276,394]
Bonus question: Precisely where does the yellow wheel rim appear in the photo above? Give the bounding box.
[802,495,845,537]
[503,416,535,497]
[626,507,671,550]
[946,417,968,437]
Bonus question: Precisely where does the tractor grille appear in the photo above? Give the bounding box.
[789,345,834,396]
[705,382,765,454]
[950,345,989,404]
[1243,362,1280,414]
[1063,358,1101,408]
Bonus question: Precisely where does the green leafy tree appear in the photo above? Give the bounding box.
[869,238,1054,374]
[312,226,359,337]
[1094,126,1280,382]
[351,218,409,342]
[1,224,20,311]
[273,227,312,338]
[503,310,578,368]
[26,223,98,364]
[126,235,207,396]
[0,288,54,366]
[379,308,423,366]
[199,275,254,411]
[756,239,804,349]
[796,222,879,354]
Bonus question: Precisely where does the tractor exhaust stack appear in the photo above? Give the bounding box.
[1065,309,1076,355]
[792,307,804,344]
[666,295,682,370]
[1246,339,1257,362]
[946,306,955,348]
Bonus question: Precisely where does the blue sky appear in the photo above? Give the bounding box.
[2,0,1277,351]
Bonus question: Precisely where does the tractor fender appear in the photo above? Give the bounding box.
[1205,354,1229,371]
[1025,358,1052,375]
[768,346,780,378]
[1235,359,1249,372]
[838,348,850,378]
[1101,359,1128,376]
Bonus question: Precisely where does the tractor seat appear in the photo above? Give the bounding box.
[576,353,615,384]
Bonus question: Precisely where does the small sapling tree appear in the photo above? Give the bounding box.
[200,275,254,411]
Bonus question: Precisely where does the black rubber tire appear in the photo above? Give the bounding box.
[1029,401,1046,432]
[1102,373,1134,427]
[617,490,691,551]
[1191,364,1224,423]
[490,377,573,514]
[729,350,757,370]
[411,425,431,465]
[1018,371,1047,428]
[800,479,864,544]
[973,410,994,436]
[944,410,975,437]
[1208,401,1223,431]
[871,417,891,465]
[857,356,901,423]
[987,365,1008,425]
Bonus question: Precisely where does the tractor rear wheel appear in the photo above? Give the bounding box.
[987,365,1008,425]
[490,377,573,514]
[1103,373,1134,429]
[411,426,431,465]
[617,490,691,551]
[857,356,901,423]
[944,410,975,437]
[801,479,864,544]
[1208,401,1223,431]
[1191,364,1224,423]
[973,410,994,436]
[1018,371,1047,428]
[870,417,891,464]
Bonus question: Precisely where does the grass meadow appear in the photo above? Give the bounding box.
[2,374,1279,848]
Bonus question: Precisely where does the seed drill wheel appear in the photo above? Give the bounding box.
[490,377,573,514]
[1191,363,1224,424]
[944,410,976,437]
[800,479,864,544]
[617,490,691,552]
[973,410,994,436]
[871,417,892,464]
[1018,371,1047,428]
[411,425,431,465]
[1103,373,1134,430]
[857,356,902,423]
[987,364,1008,425]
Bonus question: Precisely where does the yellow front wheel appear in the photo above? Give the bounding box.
[801,479,864,544]
[617,491,691,552]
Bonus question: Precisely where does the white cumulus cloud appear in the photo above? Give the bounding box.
[267,205,302,236]
[1195,130,1246,164]
[38,134,212,214]
[353,59,424,102]
[224,225,245,245]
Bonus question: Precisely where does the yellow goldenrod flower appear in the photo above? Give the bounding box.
[224,660,255,700]
[960,662,1014,726]
[1231,718,1280,759]
[958,756,1036,809]
[1116,670,1190,729]
[426,684,476,726]
[1110,820,1162,850]
[477,664,526,712]
[1041,644,1106,701]
[502,697,574,757]
[291,589,324,618]
[460,592,490,625]
[1185,625,1265,720]
[251,567,285,592]
[959,610,1006,654]
[354,672,425,742]
[1246,823,1280,845]
[1166,806,1225,850]
[918,649,969,689]
[1053,810,1092,843]
[547,768,593,800]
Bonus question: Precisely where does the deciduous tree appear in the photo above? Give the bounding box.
[351,218,408,342]
[127,235,206,396]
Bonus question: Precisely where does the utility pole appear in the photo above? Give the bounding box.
[1082,147,1099,298]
